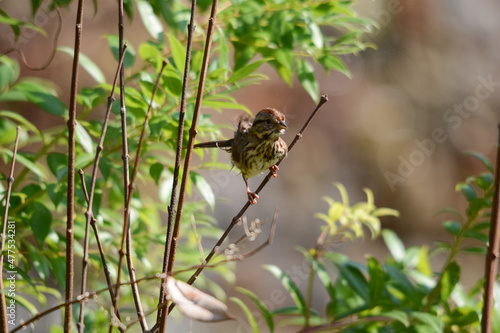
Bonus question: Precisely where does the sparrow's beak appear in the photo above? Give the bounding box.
[278,121,287,129]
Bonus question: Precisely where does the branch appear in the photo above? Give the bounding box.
[77,43,128,333]
[65,0,86,330]
[165,95,329,314]
[10,274,163,333]
[156,1,197,329]
[481,123,500,333]
[0,126,21,332]
[78,169,122,330]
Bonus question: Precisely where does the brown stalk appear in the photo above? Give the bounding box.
[180,95,329,293]
[481,123,500,333]
[76,43,128,333]
[0,126,21,332]
[78,169,122,330]
[65,0,85,330]
[110,60,166,332]
[158,0,221,329]
[156,0,197,329]
[10,274,163,333]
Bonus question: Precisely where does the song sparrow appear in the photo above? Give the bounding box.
[194,108,288,204]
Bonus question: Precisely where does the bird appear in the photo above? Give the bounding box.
[194,108,288,205]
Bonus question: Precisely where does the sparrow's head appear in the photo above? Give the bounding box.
[252,108,287,138]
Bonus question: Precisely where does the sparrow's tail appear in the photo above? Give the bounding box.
[193,139,233,149]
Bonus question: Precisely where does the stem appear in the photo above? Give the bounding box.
[156,0,197,330]
[78,169,122,329]
[481,123,500,333]
[10,274,163,333]
[115,59,166,331]
[166,0,219,279]
[304,261,314,328]
[77,43,127,333]
[65,0,85,329]
[0,126,21,333]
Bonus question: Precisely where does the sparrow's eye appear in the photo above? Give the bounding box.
[265,119,272,125]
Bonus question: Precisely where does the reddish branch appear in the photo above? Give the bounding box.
[481,123,500,333]
[0,126,21,332]
[65,0,85,330]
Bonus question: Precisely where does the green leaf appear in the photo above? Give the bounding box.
[443,220,461,237]
[439,261,460,301]
[230,297,259,333]
[217,27,230,69]
[0,110,40,135]
[137,0,164,40]
[162,67,182,98]
[202,99,251,115]
[29,202,53,247]
[8,151,47,180]
[47,153,68,181]
[0,13,46,39]
[332,258,369,301]
[105,34,135,68]
[382,229,405,262]
[367,256,385,308]
[461,246,487,254]
[167,33,186,71]
[296,58,319,103]
[0,56,20,91]
[58,47,106,84]
[464,151,494,173]
[319,54,350,77]
[75,121,94,154]
[227,58,272,84]
[307,20,323,49]
[455,182,477,202]
[273,49,293,86]
[379,310,409,327]
[13,81,67,117]
[264,265,306,316]
[48,254,66,290]
[150,162,164,185]
[308,257,335,301]
[190,171,215,210]
[47,183,65,209]
[236,287,274,333]
[410,311,442,332]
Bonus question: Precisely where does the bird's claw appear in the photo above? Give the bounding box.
[247,191,259,205]
[269,165,279,178]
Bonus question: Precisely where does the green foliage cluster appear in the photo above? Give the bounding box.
[235,155,496,332]
[0,0,374,330]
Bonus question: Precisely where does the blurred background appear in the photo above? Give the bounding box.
[1,0,500,332]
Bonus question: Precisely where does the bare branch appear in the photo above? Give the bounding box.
[481,123,500,333]
[10,274,164,333]
[65,0,86,329]
[77,43,128,333]
[0,126,21,332]
[156,0,198,329]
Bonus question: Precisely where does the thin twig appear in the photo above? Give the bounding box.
[161,0,221,326]
[78,169,122,330]
[180,95,329,294]
[481,123,500,333]
[77,43,128,333]
[112,59,166,331]
[173,210,279,275]
[0,126,21,332]
[65,0,86,330]
[156,0,197,329]
[10,274,164,333]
